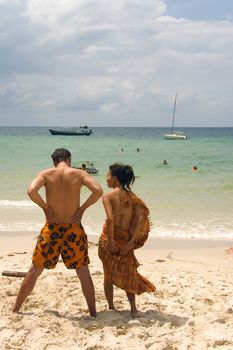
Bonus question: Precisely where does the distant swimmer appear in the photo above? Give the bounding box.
[121,148,124,152]
[192,166,198,172]
[136,148,140,152]
[163,160,168,165]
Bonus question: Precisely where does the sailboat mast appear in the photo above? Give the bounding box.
[171,93,178,133]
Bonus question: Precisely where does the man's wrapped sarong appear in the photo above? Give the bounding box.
[98,191,156,295]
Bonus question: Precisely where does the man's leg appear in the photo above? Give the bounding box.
[13,264,44,312]
[104,276,114,310]
[126,291,138,317]
[76,265,96,317]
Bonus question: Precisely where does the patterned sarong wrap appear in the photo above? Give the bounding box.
[98,191,156,295]
[32,223,89,269]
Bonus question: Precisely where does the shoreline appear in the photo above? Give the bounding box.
[0,230,232,255]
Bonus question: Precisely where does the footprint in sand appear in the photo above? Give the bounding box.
[0,327,13,338]
[203,298,214,305]
[92,270,103,275]
[212,318,226,324]
[212,340,232,347]
[44,345,65,350]
[44,309,60,317]
[5,290,17,296]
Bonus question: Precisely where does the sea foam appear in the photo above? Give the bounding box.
[0,200,36,207]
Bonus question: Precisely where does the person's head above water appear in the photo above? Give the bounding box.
[107,162,135,190]
[51,148,71,166]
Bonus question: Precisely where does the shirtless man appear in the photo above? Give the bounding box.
[13,148,103,317]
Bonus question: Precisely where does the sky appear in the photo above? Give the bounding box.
[0,0,232,127]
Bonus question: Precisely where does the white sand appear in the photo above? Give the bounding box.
[0,233,233,350]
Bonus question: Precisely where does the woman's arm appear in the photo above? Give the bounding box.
[102,194,118,253]
[119,205,144,255]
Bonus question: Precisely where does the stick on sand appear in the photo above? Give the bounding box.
[2,270,27,277]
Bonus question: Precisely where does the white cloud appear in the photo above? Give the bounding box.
[83,45,116,55]
[25,0,83,26]
[156,15,188,23]
[24,0,166,37]
[0,0,232,126]
[100,102,119,113]
[0,0,19,4]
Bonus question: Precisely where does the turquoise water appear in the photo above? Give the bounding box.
[0,127,232,239]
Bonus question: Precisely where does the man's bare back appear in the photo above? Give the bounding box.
[41,165,82,221]
[27,152,103,224]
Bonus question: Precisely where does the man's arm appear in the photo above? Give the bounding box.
[27,172,47,209]
[27,172,60,223]
[70,172,103,224]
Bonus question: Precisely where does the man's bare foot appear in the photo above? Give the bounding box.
[130,307,138,318]
[12,306,20,313]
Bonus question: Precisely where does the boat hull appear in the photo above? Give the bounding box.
[163,133,188,140]
[49,129,92,136]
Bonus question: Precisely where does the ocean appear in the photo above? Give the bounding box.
[0,126,232,240]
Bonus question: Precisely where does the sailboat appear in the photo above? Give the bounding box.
[163,94,189,140]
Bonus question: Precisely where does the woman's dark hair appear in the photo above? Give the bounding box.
[51,148,71,165]
[109,162,135,190]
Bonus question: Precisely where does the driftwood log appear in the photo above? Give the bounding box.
[2,270,27,277]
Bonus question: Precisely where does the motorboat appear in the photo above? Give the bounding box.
[49,126,92,136]
[74,161,99,175]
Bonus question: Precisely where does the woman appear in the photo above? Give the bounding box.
[99,163,155,317]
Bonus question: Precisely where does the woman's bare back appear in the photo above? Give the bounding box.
[110,189,133,230]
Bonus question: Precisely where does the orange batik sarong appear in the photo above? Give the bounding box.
[98,191,156,295]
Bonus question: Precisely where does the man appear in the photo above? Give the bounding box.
[13,148,103,317]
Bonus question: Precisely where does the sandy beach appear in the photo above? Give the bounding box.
[0,233,233,350]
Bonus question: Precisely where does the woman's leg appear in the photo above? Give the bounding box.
[104,276,115,309]
[126,291,138,317]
